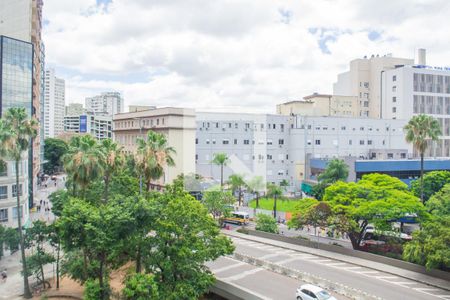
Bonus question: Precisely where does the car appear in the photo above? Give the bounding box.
[296,284,336,300]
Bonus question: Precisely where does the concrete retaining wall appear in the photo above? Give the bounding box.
[246,230,450,281]
[210,279,269,300]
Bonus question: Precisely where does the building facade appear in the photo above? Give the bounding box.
[86,92,124,116]
[0,35,33,227]
[333,54,414,118]
[381,64,450,157]
[64,113,113,140]
[277,94,358,117]
[113,107,196,184]
[65,103,85,116]
[44,69,65,138]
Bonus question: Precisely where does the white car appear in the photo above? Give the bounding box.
[296,284,337,300]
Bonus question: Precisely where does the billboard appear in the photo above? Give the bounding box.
[80,115,87,133]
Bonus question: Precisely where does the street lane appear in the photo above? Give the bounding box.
[230,236,450,300]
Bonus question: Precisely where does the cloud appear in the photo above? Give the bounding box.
[42,0,450,113]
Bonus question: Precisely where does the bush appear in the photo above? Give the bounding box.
[236,228,249,234]
[123,273,159,300]
[84,279,110,300]
[255,214,278,234]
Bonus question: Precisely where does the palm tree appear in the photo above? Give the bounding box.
[99,139,123,203]
[0,108,38,299]
[247,176,264,208]
[266,183,283,219]
[212,153,229,188]
[318,159,349,184]
[63,135,104,198]
[404,114,441,202]
[136,131,175,191]
[228,174,245,206]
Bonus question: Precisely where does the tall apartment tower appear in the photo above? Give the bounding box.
[333,54,414,118]
[85,92,124,116]
[44,69,66,138]
[0,0,44,208]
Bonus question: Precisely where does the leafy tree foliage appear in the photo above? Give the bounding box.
[289,199,332,236]
[255,213,278,234]
[318,159,349,184]
[410,171,450,202]
[425,183,450,217]
[266,183,283,218]
[203,189,235,219]
[212,153,229,188]
[123,273,159,300]
[43,138,68,174]
[247,176,265,208]
[227,174,246,205]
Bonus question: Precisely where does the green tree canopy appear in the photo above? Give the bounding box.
[202,189,235,220]
[411,171,450,202]
[318,159,349,184]
[227,174,246,206]
[425,183,450,217]
[43,138,68,174]
[255,213,278,234]
[123,273,159,300]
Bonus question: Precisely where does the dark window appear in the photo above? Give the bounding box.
[315,140,321,145]
[195,138,198,144]
[278,139,284,145]
[360,140,365,145]
[0,186,7,199]
[234,139,237,145]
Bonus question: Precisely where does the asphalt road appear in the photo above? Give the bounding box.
[228,235,450,300]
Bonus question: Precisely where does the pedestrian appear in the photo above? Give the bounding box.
[37,205,40,212]
[1,269,7,283]
[55,181,57,187]
[40,199,43,205]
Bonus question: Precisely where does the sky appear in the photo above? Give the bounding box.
[43,0,450,113]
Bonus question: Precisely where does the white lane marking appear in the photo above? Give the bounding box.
[309,259,333,263]
[342,266,363,271]
[437,296,450,299]
[357,271,380,275]
[414,288,440,292]
[212,262,247,273]
[221,267,264,281]
[412,288,450,299]
[374,276,398,280]
[393,281,417,286]
[325,262,348,267]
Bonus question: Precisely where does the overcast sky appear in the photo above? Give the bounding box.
[43,0,450,113]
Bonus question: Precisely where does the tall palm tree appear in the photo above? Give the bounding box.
[266,183,283,219]
[212,153,229,188]
[0,108,38,299]
[227,174,245,206]
[63,135,104,198]
[247,176,264,208]
[99,139,123,203]
[136,131,175,191]
[318,159,349,184]
[404,114,441,202]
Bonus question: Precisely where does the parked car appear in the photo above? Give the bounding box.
[296,284,336,300]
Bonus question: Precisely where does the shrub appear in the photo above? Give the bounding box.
[123,273,159,300]
[255,214,278,234]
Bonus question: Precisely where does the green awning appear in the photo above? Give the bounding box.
[301,182,313,193]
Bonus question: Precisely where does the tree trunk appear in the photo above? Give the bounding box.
[238,188,242,206]
[104,174,109,204]
[40,253,46,288]
[220,165,224,188]
[273,195,277,219]
[16,159,32,298]
[348,232,360,250]
[420,152,424,203]
[56,243,60,289]
[83,249,88,281]
[136,243,142,273]
[256,193,259,208]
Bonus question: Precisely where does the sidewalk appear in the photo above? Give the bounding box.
[223,230,450,291]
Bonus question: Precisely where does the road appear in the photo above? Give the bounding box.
[226,234,450,300]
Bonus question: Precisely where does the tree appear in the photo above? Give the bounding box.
[63,135,104,198]
[43,138,68,174]
[123,273,159,300]
[0,107,38,298]
[227,174,245,206]
[425,183,450,217]
[48,223,63,289]
[255,213,278,233]
[99,139,123,203]
[212,153,229,188]
[410,171,450,202]
[280,179,289,191]
[404,114,441,202]
[322,174,426,249]
[247,176,265,208]
[142,188,234,299]
[136,131,175,191]
[25,221,55,289]
[266,183,282,219]
[289,199,331,240]
[202,189,235,220]
[318,159,349,184]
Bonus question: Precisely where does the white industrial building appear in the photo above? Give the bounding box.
[64,113,113,140]
[196,112,411,191]
[44,69,65,138]
[85,92,124,116]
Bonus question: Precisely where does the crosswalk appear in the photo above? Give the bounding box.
[229,236,450,300]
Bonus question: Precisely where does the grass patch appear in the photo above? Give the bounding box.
[249,198,301,212]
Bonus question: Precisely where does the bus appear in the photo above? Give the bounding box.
[223,212,250,225]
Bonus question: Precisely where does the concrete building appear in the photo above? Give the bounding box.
[277,94,358,117]
[44,69,65,138]
[113,107,196,184]
[0,36,33,227]
[381,58,450,157]
[64,113,113,140]
[0,0,45,205]
[333,54,414,118]
[196,112,411,191]
[129,105,156,112]
[86,92,124,116]
[65,103,85,116]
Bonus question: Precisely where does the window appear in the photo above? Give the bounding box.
[212,139,216,144]
[195,138,198,145]
[392,86,397,92]
[156,119,159,125]
[215,122,219,128]
[0,186,7,199]
[387,153,394,159]
[0,160,6,176]
[392,107,397,113]
[401,153,406,158]
[364,82,369,88]
[234,139,237,145]
[222,140,229,145]
[341,126,346,130]
[267,154,273,160]
[392,97,397,103]
[13,206,22,219]
[368,140,373,145]
[307,125,312,129]
[315,139,321,145]
[267,139,273,145]
[349,140,352,145]
[0,209,7,222]
[360,126,364,131]
[195,154,198,160]
[307,140,312,145]
[243,140,250,145]
[360,140,365,145]
[278,139,284,145]
[277,170,284,176]
[393,75,397,82]
[12,184,22,197]
[206,139,210,144]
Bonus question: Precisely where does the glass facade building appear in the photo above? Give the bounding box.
[0,35,33,117]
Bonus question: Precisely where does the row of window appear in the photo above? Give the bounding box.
[305,124,398,132]
[196,138,285,145]
[196,153,289,162]
[0,207,24,223]
[0,184,23,199]
[115,117,165,129]
[308,139,387,146]
[413,73,450,94]
[413,95,450,115]
[200,122,285,131]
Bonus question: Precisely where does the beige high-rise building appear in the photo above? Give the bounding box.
[277,93,358,117]
[113,107,196,185]
[333,54,414,118]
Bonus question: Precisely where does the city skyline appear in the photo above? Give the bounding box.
[42,0,450,113]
